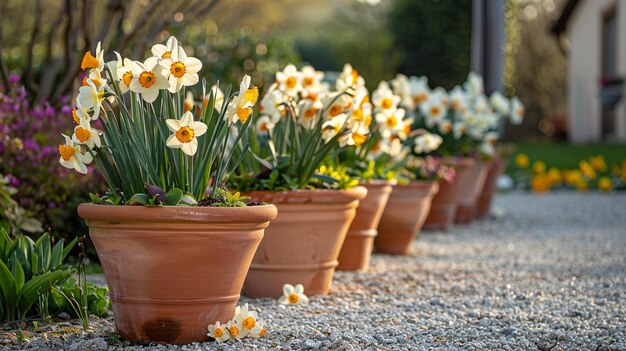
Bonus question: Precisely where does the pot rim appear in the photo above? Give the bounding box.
[437,156,476,168]
[244,186,368,204]
[361,179,398,187]
[78,203,278,223]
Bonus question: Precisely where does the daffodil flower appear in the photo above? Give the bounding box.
[226,75,258,124]
[151,36,179,59]
[300,65,325,97]
[419,98,447,128]
[85,69,108,91]
[256,116,275,134]
[129,59,170,103]
[184,91,196,113]
[409,75,430,107]
[249,320,267,338]
[372,81,401,114]
[335,63,365,91]
[413,133,443,154]
[260,88,285,121]
[165,111,208,156]
[510,97,525,124]
[321,114,348,143]
[207,84,226,112]
[375,108,406,139]
[233,303,258,338]
[226,320,244,342]
[490,91,510,116]
[107,52,134,94]
[276,64,303,97]
[207,321,230,343]
[278,283,309,305]
[159,46,202,93]
[77,79,105,120]
[72,99,91,124]
[58,134,93,174]
[81,41,104,72]
[72,118,102,149]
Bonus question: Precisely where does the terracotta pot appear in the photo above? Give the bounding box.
[474,159,506,219]
[337,181,393,271]
[423,157,475,231]
[242,187,367,298]
[454,160,490,223]
[375,181,439,255]
[78,204,277,345]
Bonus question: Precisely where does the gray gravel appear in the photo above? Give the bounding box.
[2,191,625,350]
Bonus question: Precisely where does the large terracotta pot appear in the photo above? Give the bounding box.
[243,187,367,297]
[423,157,475,231]
[78,204,277,345]
[454,160,490,223]
[337,181,393,271]
[475,159,506,219]
[374,181,439,255]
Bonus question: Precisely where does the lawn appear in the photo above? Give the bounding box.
[506,142,626,174]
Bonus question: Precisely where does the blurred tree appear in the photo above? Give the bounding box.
[389,0,472,89]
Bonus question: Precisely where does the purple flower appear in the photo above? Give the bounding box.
[9,75,20,84]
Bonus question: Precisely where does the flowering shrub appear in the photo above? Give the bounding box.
[512,153,626,193]
[0,77,103,236]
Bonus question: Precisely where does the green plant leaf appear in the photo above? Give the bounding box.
[165,188,183,206]
[128,193,150,206]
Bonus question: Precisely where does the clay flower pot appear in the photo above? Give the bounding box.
[242,187,367,297]
[78,204,277,345]
[423,157,475,231]
[337,181,394,271]
[454,160,490,224]
[474,159,506,219]
[375,181,439,255]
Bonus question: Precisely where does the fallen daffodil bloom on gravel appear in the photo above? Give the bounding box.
[207,304,267,343]
[278,284,309,305]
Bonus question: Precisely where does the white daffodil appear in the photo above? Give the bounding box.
[438,119,453,135]
[165,111,208,156]
[381,138,408,160]
[77,79,105,120]
[473,95,490,114]
[375,108,406,139]
[226,75,259,123]
[151,36,179,60]
[260,88,285,121]
[207,321,230,343]
[278,284,309,305]
[390,73,412,109]
[510,97,525,124]
[184,91,196,113]
[322,113,348,143]
[234,304,259,338]
[453,121,466,139]
[73,98,92,123]
[256,115,275,134]
[298,99,321,129]
[248,320,267,338]
[160,46,202,93]
[372,81,401,114]
[449,86,468,113]
[336,64,365,91]
[129,59,170,103]
[226,320,244,342]
[72,118,101,149]
[207,84,226,112]
[85,69,108,91]
[108,52,134,93]
[490,91,510,116]
[321,92,352,120]
[413,133,443,154]
[58,134,93,174]
[465,72,484,97]
[340,120,369,147]
[432,87,449,107]
[276,64,303,97]
[479,140,495,157]
[484,131,499,145]
[409,76,430,107]
[420,98,447,128]
[301,65,325,96]
[81,41,104,72]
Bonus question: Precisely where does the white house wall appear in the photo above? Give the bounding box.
[567,0,626,142]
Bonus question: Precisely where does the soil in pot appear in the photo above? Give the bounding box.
[337,181,393,271]
[242,187,367,298]
[78,204,277,345]
[375,181,439,255]
[423,157,475,231]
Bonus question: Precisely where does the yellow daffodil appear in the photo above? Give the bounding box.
[129,59,170,103]
[159,46,202,93]
[531,174,550,193]
[207,321,230,343]
[165,111,208,156]
[77,79,105,120]
[579,160,596,179]
[532,160,546,174]
[598,176,612,192]
[589,155,607,172]
[72,118,101,149]
[226,75,258,123]
[276,64,303,97]
[278,283,309,305]
[515,153,529,169]
[547,167,562,184]
[81,41,104,71]
[58,134,93,174]
[151,36,179,59]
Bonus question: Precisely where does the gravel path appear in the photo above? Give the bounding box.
[2,192,625,350]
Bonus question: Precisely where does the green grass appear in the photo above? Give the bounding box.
[506,142,626,174]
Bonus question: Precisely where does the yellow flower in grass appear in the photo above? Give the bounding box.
[515,153,529,169]
[531,174,550,193]
[227,75,258,124]
[81,41,104,71]
[589,155,607,172]
[598,176,612,192]
[579,160,596,179]
[547,167,562,185]
[564,169,583,186]
[166,111,208,156]
[575,180,589,192]
[207,321,230,343]
[532,160,546,174]
[58,134,93,174]
[278,283,309,305]
[621,160,626,181]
